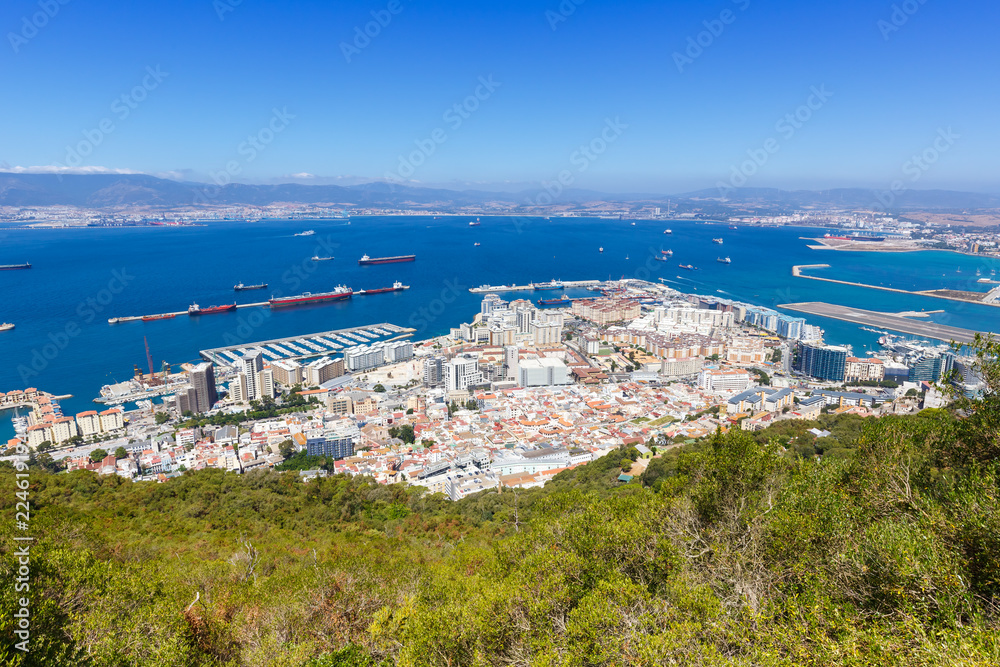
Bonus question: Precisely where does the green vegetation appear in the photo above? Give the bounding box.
[0,342,998,666]
[155,412,170,425]
[388,425,415,445]
[88,448,108,463]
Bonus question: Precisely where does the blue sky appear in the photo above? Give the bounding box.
[1,0,998,193]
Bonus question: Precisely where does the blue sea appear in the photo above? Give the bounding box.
[2,216,998,441]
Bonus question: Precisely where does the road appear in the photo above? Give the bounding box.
[777,302,990,345]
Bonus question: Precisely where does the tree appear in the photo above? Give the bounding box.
[155,412,170,425]
[278,439,295,459]
[373,384,387,393]
[406,408,415,415]
[114,446,127,459]
[90,448,109,462]
[905,388,919,397]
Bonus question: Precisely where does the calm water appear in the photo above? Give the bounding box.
[2,217,998,440]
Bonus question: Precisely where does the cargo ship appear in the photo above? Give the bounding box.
[532,280,564,290]
[717,257,731,264]
[188,303,237,316]
[538,296,573,307]
[142,313,176,322]
[269,286,352,308]
[679,264,697,271]
[468,219,481,226]
[0,322,14,332]
[654,255,668,262]
[661,249,673,256]
[0,262,31,271]
[311,256,335,261]
[355,281,409,295]
[358,254,416,265]
[234,282,268,291]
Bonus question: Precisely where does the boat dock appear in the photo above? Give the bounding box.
[778,302,990,345]
[470,279,601,294]
[200,322,414,368]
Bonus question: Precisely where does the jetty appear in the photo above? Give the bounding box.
[792,265,1000,308]
[470,279,601,294]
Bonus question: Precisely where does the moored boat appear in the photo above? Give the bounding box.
[269,286,352,308]
[188,303,237,316]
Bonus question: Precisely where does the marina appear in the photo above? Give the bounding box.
[200,323,413,368]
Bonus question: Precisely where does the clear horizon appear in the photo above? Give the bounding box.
[2,0,998,193]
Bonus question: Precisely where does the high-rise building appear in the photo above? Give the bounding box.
[445,356,483,392]
[272,360,303,387]
[230,372,248,403]
[240,350,265,400]
[908,353,954,383]
[423,357,445,387]
[796,343,849,382]
[189,362,218,413]
[517,358,570,387]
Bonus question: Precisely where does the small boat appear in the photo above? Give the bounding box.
[599,247,604,253]
[712,238,724,244]
[664,229,672,234]
[625,255,630,260]
[311,256,335,261]
[294,230,315,236]
[469,219,481,227]
[474,242,481,247]
[0,322,14,332]
[631,222,636,226]
[717,257,731,264]
[235,282,268,291]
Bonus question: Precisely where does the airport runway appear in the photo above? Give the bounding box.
[777,302,991,345]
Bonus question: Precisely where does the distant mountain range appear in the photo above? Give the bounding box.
[1,173,998,211]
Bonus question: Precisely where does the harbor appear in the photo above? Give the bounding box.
[778,302,989,345]
[470,280,601,294]
[199,322,415,368]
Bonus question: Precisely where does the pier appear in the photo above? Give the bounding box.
[107,285,410,324]
[470,279,601,294]
[792,265,1000,308]
[777,302,991,345]
[199,322,415,368]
